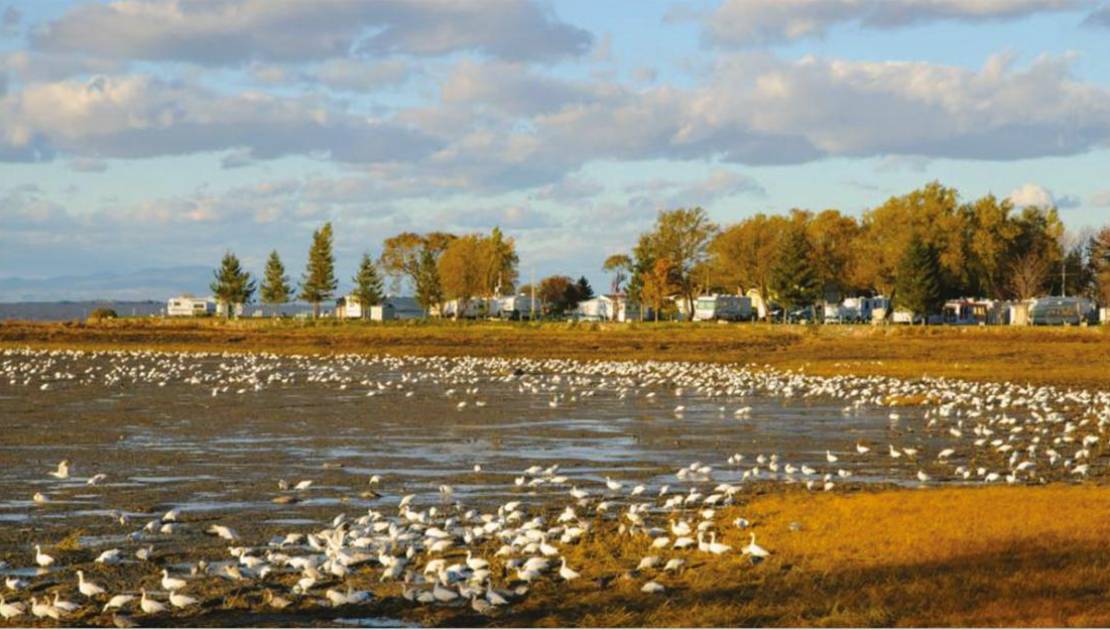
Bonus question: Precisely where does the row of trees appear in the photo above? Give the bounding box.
[209,181,1110,322]
[604,182,1109,321]
[210,224,520,318]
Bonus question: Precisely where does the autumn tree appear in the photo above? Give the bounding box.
[210,251,256,319]
[894,236,944,323]
[482,227,519,296]
[641,258,676,322]
[854,182,966,298]
[299,222,338,318]
[602,254,632,294]
[537,275,577,316]
[709,213,787,321]
[633,208,718,317]
[1089,226,1110,305]
[260,250,292,310]
[379,231,456,294]
[438,235,487,316]
[806,209,861,299]
[351,253,384,318]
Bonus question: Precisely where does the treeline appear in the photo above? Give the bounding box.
[209,181,1110,321]
[209,224,520,318]
[604,182,1110,320]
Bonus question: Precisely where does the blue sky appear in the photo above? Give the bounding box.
[2,0,1110,299]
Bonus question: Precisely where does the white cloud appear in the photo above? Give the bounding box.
[695,0,1082,47]
[32,0,593,65]
[0,74,439,162]
[1007,182,1079,208]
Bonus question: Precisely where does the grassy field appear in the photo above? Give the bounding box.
[2,317,1110,388]
[421,485,1110,628]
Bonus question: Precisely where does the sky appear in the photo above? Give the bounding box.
[2,0,1110,299]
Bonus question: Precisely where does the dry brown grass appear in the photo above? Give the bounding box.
[3,318,1110,388]
[421,485,1110,627]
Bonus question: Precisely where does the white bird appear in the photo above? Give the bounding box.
[102,594,135,612]
[741,533,770,561]
[825,450,838,463]
[161,569,187,591]
[77,570,106,598]
[169,592,197,609]
[0,595,25,620]
[96,548,122,565]
[558,558,580,581]
[86,473,107,485]
[641,581,665,594]
[605,476,623,492]
[293,480,313,491]
[52,592,78,613]
[139,590,166,615]
[34,544,55,568]
[48,460,70,479]
[206,524,239,540]
[855,443,870,455]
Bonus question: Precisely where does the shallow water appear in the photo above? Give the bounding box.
[0,352,951,538]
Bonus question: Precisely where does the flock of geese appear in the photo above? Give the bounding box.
[0,347,1107,626]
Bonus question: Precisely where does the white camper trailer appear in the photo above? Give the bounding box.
[693,295,752,321]
[166,296,214,317]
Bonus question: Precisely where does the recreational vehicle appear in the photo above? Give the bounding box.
[1030,297,1096,326]
[694,295,753,321]
[166,296,213,317]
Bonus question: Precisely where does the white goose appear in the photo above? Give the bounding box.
[48,460,70,480]
[34,544,55,568]
[77,571,106,598]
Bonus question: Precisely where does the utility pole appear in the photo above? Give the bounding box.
[1061,258,1067,298]
[530,266,536,321]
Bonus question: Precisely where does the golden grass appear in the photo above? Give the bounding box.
[3,318,1110,388]
[423,485,1110,627]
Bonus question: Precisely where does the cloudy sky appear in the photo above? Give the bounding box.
[3,0,1110,298]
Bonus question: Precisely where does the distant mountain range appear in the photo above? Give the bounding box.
[0,266,212,302]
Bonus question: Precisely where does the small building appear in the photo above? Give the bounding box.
[693,294,752,322]
[166,295,214,317]
[335,295,367,319]
[1009,301,1033,326]
[369,296,424,321]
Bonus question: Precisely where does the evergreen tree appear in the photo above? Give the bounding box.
[574,276,595,302]
[894,235,944,324]
[209,251,256,319]
[414,248,443,315]
[299,222,338,318]
[770,225,820,316]
[260,250,292,310]
[351,253,384,318]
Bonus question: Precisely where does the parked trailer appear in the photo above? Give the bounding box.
[693,295,752,322]
[1030,297,1095,326]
